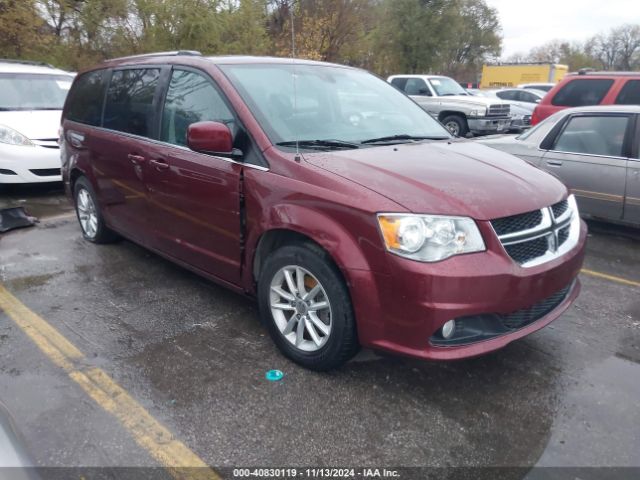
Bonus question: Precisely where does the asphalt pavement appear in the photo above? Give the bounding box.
[0,184,638,479]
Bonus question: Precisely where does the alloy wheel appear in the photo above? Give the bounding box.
[269,265,332,352]
[77,188,98,239]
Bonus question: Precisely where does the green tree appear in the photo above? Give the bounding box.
[0,0,52,59]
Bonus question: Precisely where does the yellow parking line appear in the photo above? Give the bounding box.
[0,284,220,480]
[581,269,640,288]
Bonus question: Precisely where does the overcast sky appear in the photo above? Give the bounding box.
[485,0,640,58]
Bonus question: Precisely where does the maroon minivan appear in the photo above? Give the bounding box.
[60,52,587,370]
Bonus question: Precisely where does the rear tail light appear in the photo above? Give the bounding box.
[531,106,541,126]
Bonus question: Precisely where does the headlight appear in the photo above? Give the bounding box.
[469,108,486,117]
[378,214,485,262]
[0,124,35,147]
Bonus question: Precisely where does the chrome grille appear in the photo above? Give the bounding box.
[491,196,579,267]
[492,210,543,236]
[552,199,569,219]
[487,104,510,117]
[504,236,549,264]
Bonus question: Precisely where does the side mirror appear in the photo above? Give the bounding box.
[418,88,431,96]
[187,121,239,157]
[535,99,541,104]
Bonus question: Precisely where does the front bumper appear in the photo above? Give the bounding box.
[467,117,511,135]
[347,219,587,361]
[0,143,62,184]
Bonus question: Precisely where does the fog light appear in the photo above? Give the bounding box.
[441,320,456,339]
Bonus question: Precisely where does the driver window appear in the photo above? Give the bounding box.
[161,69,234,147]
[404,78,430,96]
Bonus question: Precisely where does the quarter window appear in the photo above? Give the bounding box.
[161,69,234,147]
[615,80,640,105]
[103,68,160,137]
[65,70,107,126]
[553,115,629,157]
[551,79,613,107]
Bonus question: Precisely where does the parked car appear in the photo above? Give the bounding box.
[61,53,586,370]
[531,71,640,125]
[475,105,640,228]
[388,74,511,136]
[518,83,556,92]
[490,88,546,106]
[468,89,535,132]
[0,59,74,184]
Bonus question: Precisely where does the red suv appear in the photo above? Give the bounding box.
[60,52,587,370]
[532,71,640,125]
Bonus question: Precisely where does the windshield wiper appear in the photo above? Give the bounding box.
[276,139,360,150]
[361,134,449,144]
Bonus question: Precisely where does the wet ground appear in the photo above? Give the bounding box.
[0,184,638,477]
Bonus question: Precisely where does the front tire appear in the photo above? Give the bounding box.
[74,177,118,243]
[258,243,359,371]
[441,114,469,137]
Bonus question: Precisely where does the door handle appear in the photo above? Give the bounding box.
[546,160,563,167]
[149,158,170,171]
[128,153,146,165]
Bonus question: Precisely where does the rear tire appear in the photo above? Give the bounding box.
[73,176,119,243]
[258,243,359,371]
[441,114,468,137]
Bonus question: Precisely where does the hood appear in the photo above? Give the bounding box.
[303,140,566,221]
[436,95,498,107]
[0,110,62,140]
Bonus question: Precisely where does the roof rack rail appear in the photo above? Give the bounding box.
[106,51,203,62]
[0,58,55,68]
[572,69,640,76]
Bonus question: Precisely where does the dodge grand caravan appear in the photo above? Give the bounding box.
[61,52,587,370]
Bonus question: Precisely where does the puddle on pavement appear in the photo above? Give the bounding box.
[535,355,640,467]
[6,272,64,290]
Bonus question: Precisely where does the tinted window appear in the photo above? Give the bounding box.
[551,79,613,107]
[404,78,429,96]
[615,80,640,105]
[496,90,516,101]
[65,70,106,125]
[390,78,407,91]
[103,69,160,137]
[161,70,234,147]
[519,91,539,103]
[554,115,629,157]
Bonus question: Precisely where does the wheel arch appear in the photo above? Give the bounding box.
[247,206,375,287]
[438,110,468,122]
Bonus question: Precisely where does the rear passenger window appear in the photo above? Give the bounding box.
[553,115,629,157]
[496,91,516,101]
[551,79,613,107]
[615,80,640,105]
[65,70,107,126]
[161,69,234,147]
[103,68,160,137]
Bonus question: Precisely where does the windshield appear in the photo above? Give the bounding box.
[0,73,73,111]
[219,63,451,146]
[428,77,468,96]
